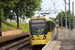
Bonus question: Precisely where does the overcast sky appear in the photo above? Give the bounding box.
[38,0,75,18]
[7,0,74,23]
[25,0,75,23]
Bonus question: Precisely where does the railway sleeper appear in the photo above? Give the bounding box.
[0,37,29,50]
[8,41,30,50]
[0,34,29,48]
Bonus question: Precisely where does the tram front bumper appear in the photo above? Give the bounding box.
[30,40,50,45]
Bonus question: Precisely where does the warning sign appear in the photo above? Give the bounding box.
[58,29,61,33]
[65,30,67,33]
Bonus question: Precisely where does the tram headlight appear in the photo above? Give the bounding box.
[31,36,34,40]
[43,35,46,39]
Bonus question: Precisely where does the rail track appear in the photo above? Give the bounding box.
[0,33,45,50]
[0,33,30,50]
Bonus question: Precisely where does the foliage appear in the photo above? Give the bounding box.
[0,0,19,35]
[56,10,75,28]
[2,22,29,33]
[49,17,56,21]
[0,0,19,18]
[3,0,42,28]
[0,0,42,29]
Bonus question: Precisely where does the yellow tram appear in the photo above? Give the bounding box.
[29,17,55,45]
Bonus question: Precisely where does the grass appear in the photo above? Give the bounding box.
[2,22,29,33]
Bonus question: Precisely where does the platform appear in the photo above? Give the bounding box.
[42,41,75,50]
[0,33,28,43]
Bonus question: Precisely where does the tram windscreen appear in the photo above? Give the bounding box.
[31,19,46,35]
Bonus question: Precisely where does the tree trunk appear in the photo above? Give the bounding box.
[0,18,2,36]
[17,15,19,28]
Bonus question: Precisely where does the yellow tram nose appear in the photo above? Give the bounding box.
[31,40,48,45]
[29,17,56,45]
[30,32,51,45]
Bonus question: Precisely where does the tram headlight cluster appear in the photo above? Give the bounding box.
[43,35,46,39]
[31,36,34,40]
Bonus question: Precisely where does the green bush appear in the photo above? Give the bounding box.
[2,22,29,33]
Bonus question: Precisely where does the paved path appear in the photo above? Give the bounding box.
[60,41,75,50]
[42,41,75,50]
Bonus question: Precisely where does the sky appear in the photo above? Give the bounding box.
[25,0,75,23]
[7,0,75,23]
[38,0,75,18]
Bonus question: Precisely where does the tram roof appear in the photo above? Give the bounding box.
[29,16,55,23]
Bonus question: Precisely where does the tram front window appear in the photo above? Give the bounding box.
[31,23,46,35]
[31,24,45,35]
[31,27,45,35]
[30,19,46,35]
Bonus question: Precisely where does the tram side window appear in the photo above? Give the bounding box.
[53,23,55,30]
[53,23,54,30]
[47,21,50,32]
[29,22,31,30]
[54,23,55,27]
[51,22,53,31]
[52,22,53,31]
[50,22,55,31]
[50,21,52,31]
[50,22,51,31]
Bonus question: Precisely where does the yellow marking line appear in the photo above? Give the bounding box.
[42,41,57,50]
[42,41,61,50]
[42,41,51,50]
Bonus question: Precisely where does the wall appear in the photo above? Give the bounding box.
[2,29,22,36]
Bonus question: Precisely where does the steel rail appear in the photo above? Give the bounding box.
[0,37,29,50]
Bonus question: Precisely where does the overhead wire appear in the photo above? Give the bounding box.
[54,2,65,10]
[50,0,64,14]
[35,0,64,15]
[41,4,47,9]
[63,0,69,5]
[50,0,60,10]
[48,0,65,15]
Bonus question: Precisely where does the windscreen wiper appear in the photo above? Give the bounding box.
[32,29,39,37]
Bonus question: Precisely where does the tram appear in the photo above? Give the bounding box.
[29,17,55,45]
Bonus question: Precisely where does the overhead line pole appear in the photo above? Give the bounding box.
[61,10,62,27]
[72,2,74,29]
[58,14,59,26]
[65,0,67,29]
[65,0,68,40]
[69,0,71,29]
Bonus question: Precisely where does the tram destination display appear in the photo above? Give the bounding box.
[31,19,45,23]
[31,19,46,27]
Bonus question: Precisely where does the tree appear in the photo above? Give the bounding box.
[0,0,19,36]
[49,17,56,21]
[0,0,42,36]
[10,0,42,28]
[56,10,74,28]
